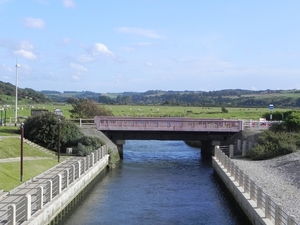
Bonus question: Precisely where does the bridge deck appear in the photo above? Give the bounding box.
[94,117,243,132]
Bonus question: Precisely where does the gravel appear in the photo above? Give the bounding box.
[231,151,300,223]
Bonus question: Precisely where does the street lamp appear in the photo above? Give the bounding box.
[15,62,20,126]
[20,123,24,182]
[57,119,61,162]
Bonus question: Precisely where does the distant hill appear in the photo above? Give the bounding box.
[0,81,48,104]
[41,88,300,108]
[2,81,300,108]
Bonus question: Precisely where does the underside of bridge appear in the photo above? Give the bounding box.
[100,130,238,159]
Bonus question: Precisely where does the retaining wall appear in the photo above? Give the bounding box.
[23,154,109,225]
[213,146,298,225]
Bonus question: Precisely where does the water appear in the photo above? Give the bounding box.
[62,140,251,225]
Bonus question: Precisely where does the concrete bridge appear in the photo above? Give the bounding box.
[94,116,271,158]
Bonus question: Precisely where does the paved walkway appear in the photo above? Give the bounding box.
[0,156,84,224]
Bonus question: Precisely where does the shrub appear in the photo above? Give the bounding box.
[72,136,104,156]
[247,130,300,160]
[23,112,83,152]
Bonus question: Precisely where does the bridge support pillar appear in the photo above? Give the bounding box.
[201,141,220,157]
[113,140,125,159]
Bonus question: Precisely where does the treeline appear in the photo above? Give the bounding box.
[41,89,300,108]
[0,81,48,103]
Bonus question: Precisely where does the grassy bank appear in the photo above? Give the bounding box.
[0,137,67,191]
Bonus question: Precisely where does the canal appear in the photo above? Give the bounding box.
[61,140,251,225]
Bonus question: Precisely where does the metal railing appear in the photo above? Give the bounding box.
[0,145,108,225]
[94,116,243,132]
[214,147,298,225]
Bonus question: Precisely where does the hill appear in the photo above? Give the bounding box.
[41,89,300,108]
[2,79,300,108]
[0,81,48,104]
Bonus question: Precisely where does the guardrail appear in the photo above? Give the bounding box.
[94,116,243,132]
[214,147,298,225]
[0,145,108,225]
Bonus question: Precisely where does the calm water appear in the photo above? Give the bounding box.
[62,140,251,225]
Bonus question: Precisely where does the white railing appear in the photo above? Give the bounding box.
[0,145,108,225]
[214,147,298,225]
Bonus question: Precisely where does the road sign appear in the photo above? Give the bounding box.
[269,104,274,111]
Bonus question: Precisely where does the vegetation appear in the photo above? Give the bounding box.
[0,137,63,191]
[247,130,300,160]
[23,112,83,152]
[40,88,300,108]
[22,112,105,156]
[68,98,113,118]
[0,81,48,104]
[247,111,300,160]
[72,136,105,156]
[0,126,19,136]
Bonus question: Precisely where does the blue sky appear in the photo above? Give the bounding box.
[0,0,300,93]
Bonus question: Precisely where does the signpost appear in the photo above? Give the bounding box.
[269,104,274,121]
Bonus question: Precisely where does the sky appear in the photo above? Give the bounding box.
[0,0,300,93]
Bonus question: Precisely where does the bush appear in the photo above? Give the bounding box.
[23,112,83,152]
[247,130,300,160]
[72,136,104,156]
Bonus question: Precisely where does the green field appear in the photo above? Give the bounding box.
[0,103,291,122]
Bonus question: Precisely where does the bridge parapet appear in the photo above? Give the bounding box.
[94,117,243,132]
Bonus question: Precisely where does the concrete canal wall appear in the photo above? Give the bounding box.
[213,146,298,225]
[23,154,109,225]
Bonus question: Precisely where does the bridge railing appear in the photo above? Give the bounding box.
[214,147,298,225]
[94,116,243,132]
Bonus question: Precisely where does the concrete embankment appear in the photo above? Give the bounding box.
[23,154,109,225]
[212,155,272,225]
[213,147,299,225]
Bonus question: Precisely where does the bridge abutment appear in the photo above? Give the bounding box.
[201,141,220,157]
[113,140,125,159]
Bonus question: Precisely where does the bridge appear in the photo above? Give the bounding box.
[94,116,271,158]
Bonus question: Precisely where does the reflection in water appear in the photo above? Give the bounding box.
[62,140,251,225]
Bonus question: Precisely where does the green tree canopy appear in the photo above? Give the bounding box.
[69,99,113,118]
[284,111,300,132]
[23,112,83,151]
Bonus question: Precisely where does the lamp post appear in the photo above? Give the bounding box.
[57,119,61,162]
[20,123,24,182]
[15,62,20,126]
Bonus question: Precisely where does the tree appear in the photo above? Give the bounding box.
[284,111,300,132]
[69,99,113,118]
[221,107,228,113]
[23,112,83,152]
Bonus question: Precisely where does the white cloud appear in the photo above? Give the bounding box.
[93,43,114,56]
[1,63,13,73]
[62,0,75,8]
[14,49,37,60]
[62,37,71,44]
[11,40,38,60]
[115,27,164,39]
[19,40,34,50]
[70,62,88,72]
[86,43,114,57]
[71,75,80,80]
[145,62,153,67]
[23,17,46,29]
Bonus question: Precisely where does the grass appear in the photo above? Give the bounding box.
[0,137,67,191]
[1,102,295,121]
[0,138,54,158]
[0,126,19,136]
[0,160,59,191]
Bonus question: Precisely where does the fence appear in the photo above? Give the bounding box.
[0,145,108,225]
[214,147,298,225]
